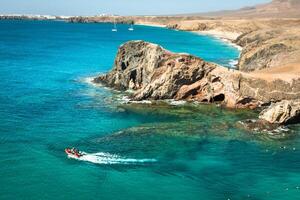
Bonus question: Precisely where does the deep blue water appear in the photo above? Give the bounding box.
[0,20,299,200]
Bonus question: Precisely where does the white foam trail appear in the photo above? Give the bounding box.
[68,152,157,165]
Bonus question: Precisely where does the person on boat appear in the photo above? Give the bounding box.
[74,148,82,157]
[74,148,79,154]
[65,147,83,157]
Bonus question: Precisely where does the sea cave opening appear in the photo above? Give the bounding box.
[212,94,225,102]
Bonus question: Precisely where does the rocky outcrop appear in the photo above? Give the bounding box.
[239,100,300,136]
[94,41,168,91]
[259,100,300,124]
[94,41,300,109]
[95,41,238,103]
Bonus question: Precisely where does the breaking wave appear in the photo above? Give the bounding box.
[67,152,157,165]
[228,59,238,68]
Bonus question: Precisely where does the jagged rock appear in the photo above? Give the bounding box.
[95,41,222,100]
[94,41,238,106]
[94,41,168,90]
[259,100,300,124]
[94,40,300,110]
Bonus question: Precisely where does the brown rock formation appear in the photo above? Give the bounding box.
[235,26,300,72]
[259,100,300,124]
[94,41,300,109]
[94,41,168,91]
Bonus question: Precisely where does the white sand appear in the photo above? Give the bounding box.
[135,23,166,28]
[194,30,243,51]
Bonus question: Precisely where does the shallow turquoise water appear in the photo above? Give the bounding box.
[0,20,299,200]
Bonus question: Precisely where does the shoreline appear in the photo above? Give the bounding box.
[84,75,190,106]
[193,30,243,51]
[192,30,242,69]
[137,23,243,51]
[82,21,298,84]
[136,23,242,68]
[135,23,167,28]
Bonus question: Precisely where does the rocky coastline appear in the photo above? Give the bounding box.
[93,40,300,129]
[60,10,300,131]
[166,19,300,72]
[6,0,297,133]
[0,14,71,21]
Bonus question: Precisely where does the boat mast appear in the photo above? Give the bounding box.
[112,17,117,32]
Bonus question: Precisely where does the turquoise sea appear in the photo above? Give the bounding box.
[0,20,299,200]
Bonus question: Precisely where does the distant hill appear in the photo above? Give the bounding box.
[185,0,300,18]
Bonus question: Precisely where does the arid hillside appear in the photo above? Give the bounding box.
[194,0,300,18]
[167,19,300,72]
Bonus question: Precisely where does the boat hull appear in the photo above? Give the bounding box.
[65,148,81,158]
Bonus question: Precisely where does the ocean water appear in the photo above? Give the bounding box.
[0,20,299,200]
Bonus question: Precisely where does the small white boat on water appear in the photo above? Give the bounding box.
[128,24,134,31]
[112,19,117,32]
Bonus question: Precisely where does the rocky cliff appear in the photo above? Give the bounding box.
[167,19,300,72]
[94,41,300,111]
[235,25,300,72]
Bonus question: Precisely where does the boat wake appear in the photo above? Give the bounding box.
[68,152,157,165]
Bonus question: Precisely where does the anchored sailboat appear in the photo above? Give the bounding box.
[112,18,117,32]
[128,24,134,31]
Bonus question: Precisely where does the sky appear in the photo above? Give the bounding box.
[0,0,271,16]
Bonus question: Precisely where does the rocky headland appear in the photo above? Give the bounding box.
[93,41,300,128]
[88,0,300,129]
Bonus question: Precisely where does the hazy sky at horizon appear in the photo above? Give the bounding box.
[0,0,271,16]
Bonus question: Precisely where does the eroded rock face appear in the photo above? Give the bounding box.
[236,28,300,72]
[94,41,168,90]
[94,41,255,108]
[94,41,300,109]
[259,100,300,124]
